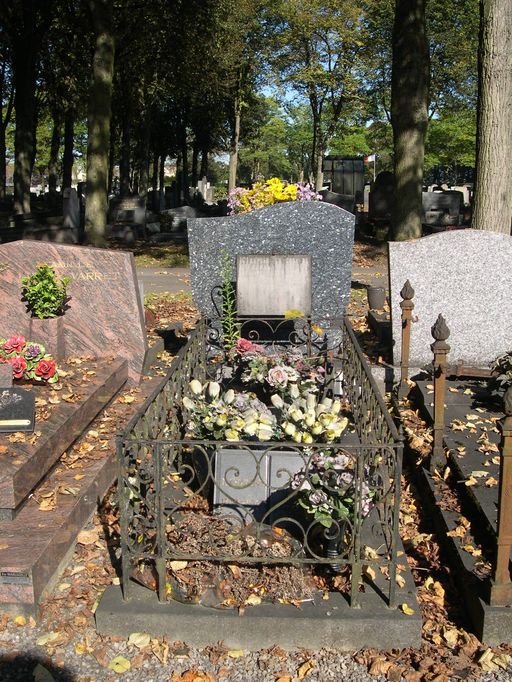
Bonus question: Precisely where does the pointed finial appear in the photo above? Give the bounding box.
[400,280,415,301]
[431,314,450,342]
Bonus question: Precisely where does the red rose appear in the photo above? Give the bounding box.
[34,358,57,380]
[3,335,26,354]
[8,355,27,379]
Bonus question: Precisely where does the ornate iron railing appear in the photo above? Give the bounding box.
[118,316,403,609]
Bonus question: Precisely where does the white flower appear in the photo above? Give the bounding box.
[208,381,221,398]
[289,383,300,399]
[271,394,284,409]
[182,396,195,410]
[224,389,235,404]
[189,379,203,395]
[225,429,240,441]
[282,421,296,436]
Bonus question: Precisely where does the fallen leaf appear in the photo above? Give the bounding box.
[14,615,26,626]
[227,650,245,658]
[128,632,151,649]
[400,603,415,615]
[108,655,131,673]
[486,477,499,487]
[36,632,60,646]
[368,658,394,675]
[297,659,316,678]
[245,594,261,606]
[76,528,100,545]
[170,561,188,572]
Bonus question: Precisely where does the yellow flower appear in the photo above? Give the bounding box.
[225,429,240,441]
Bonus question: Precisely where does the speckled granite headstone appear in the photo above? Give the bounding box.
[188,201,355,318]
[0,241,147,382]
[389,230,512,367]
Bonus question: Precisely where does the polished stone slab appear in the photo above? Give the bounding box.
[389,230,512,367]
[0,241,147,382]
[0,357,127,516]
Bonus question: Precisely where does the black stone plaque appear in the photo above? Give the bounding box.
[0,387,35,433]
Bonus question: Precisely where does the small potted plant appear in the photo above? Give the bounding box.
[21,264,70,359]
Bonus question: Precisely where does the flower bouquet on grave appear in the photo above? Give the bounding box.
[227,177,322,215]
[227,337,326,401]
[290,448,374,567]
[0,335,60,384]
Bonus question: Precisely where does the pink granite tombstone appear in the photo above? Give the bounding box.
[0,242,147,382]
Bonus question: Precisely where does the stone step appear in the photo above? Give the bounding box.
[0,443,117,615]
[0,357,127,519]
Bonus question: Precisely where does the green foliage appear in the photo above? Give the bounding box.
[21,264,70,319]
[425,111,476,171]
[220,251,240,351]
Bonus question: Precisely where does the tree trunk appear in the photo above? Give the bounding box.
[200,147,209,179]
[390,0,430,241]
[84,0,115,246]
[472,0,512,234]
[107,122,115,194]
[191,140,199,189]
[48,113,61,194]
[13,44,37,214]
[137,117,150,199]
[62,109,74,189]
[159,152,165,207]
[119,110,131,197]
[180,126,188,204]
[0,62,13,200]
[151,153,159,211]
[228,98,241,192]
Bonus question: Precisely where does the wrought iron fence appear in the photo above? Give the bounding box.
[118,316,403,609]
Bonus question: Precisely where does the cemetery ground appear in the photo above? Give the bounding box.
[0,241,511,681]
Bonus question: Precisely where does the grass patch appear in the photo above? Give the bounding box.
[144,290,193,307]
[134,244,189,268]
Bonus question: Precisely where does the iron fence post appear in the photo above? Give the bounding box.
[430,314,450,473]
[398,280,415,398]
[490,387,512,606]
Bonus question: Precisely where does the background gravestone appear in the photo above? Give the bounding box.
[388,229,512,368]
[188,201,355,319]
[0,241,147,382]
[62,188,80,240]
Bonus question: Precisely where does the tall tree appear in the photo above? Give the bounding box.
[84,0,115,246]
[0,0,55,213]
[266,0,363,189]
[472,0,512,234]
[390,0,430,240]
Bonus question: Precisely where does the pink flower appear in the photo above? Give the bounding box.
[34,359,57,380]
[235,338,263,355]
[267,366,289,388]
[3,335,26,354]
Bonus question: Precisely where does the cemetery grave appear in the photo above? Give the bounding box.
[96,201,423,651]
[0,240,177,615]
[385,229,512,644]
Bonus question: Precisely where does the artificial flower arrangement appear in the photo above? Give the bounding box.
[0,335,59,383]
[227,177,322,215]
[182,380,348,445]
[291,450,374,529]
[229,337,326,399]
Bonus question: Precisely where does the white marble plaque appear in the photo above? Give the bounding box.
[236,255,311,316]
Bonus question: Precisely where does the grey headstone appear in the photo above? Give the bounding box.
[389,229,512,367]
[63,188,80,239]
[188,201,355,318]
[422,191,462,225]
